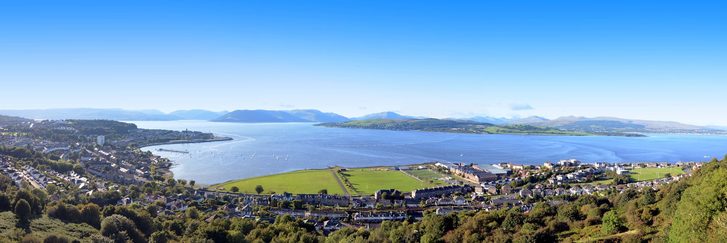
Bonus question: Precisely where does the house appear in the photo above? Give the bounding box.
[453,196,467,205]
[558,159,581,167]
[306,211,348,219]
[474,186,485,195]
[411,185,470,199]
[451,164,498,183]
[616,167,630,175]
[323,220,342,231]
[353,211,407,223]
[518,188,532,198]
[501,185,513,195]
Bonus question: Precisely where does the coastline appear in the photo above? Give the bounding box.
[139,136,234,182]
[139,136,233,147]
[318,124,650,137]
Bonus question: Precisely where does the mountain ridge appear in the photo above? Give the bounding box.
[212,109,349,123]
[353,111,414,120]
[0,108,721,134]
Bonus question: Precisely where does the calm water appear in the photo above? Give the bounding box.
[132,120,727,184]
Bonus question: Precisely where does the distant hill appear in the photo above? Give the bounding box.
[354,112,414,120]
[518,116,722,134]
[465,116,550,125]
[318,118,603,136]
[0,108,179,121]
[212,109,349,123]
[169,110,227,120]
[508,116,551,124]
[707,125,727,131]
[466,116,511,125]
[0,115,31,128]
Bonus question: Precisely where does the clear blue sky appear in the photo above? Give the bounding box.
[0,1,725,125]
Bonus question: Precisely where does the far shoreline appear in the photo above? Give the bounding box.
[138,136,233,148]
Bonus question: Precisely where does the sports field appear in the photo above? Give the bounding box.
[341,168,430,195]
[214,169,345,195]
[629,167,684,181]
[406,168,447,186]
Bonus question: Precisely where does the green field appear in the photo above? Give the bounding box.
[341,168,431,195]
[214,169,345,195]
[406,169,447,185]
[629,167,684,181]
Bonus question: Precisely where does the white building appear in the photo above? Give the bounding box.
[96,135,105,146]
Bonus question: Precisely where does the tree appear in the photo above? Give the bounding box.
[557,204,581,223]
[502,211,525,232]
[149,231,170,243]
[318,189,328,195]
[0,192,11,212]
[73,164,85,175]
[0,174,12,191]
[601,210,623,234]
[42,235,70,243]
[186,207,200,219]
[14,199,32,227]
[100,214,145,243]
[230,186,240,193]
[255,185,264,194]
[47,203,81,223]
[14,190,40,215]
[189,180,196,187]
[80,203,102,228]
[45,183,58,196]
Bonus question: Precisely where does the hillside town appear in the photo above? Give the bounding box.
[0,115,706,241]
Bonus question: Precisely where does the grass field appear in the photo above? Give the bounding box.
[341,168,430,195]
[629,167,684,181]
[214,169,345,195]
[406,169,447,185]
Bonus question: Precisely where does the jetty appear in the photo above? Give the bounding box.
[157,148,190,154]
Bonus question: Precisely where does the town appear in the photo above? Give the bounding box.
[0,115,708,242]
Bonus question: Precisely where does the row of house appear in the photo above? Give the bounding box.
[411,185,471,199]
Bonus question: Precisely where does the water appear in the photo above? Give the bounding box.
[131,120,727,184]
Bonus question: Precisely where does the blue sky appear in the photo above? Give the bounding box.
[0,1,725,125]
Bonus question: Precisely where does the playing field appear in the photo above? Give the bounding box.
[629,167,684,181]
[406,169,447,186]
[341,168,430,195]
[214,169,345,195]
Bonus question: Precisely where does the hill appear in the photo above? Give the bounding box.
[212,109,349,123]
[354,112,414,120]
[667,156,727,241]
[168,109,227,120]
[0,108,179,121]
[518,116,722,134]
[466,116,511,125]
[0,115,31,128]
[466,116,550,125]
[318,118,599,136]
[0,108,230,121]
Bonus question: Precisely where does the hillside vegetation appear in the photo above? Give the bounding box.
[668,157,727,242]
[320,118,595,136]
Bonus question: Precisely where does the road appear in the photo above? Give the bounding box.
[330,169,351,197]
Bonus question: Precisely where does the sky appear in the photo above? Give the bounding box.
[0,1,725,125]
